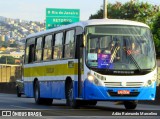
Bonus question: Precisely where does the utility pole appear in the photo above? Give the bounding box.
[0,65,2,82]
[103,0,107,18]
[6,57,7,82]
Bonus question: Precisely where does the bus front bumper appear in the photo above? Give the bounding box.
[83,80,156,101]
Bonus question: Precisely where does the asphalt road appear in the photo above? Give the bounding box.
[0,93,160,119]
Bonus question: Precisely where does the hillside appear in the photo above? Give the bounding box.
[0,16,45,42]
[0,16,45,64]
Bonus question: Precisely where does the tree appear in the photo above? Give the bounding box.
[0,41,8,48]
[89,0,159,26]
[0,56,15,64]
[10,43,17,47]
[152,12,160,55]
[89,0,160,54]
[90,8,103,19]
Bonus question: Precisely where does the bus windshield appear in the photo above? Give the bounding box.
[85,25,156,70]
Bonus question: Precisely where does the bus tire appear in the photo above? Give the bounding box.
[43,98,53,105]
[81,100,97,106]
[124,101,137,110]
[88,101,97,106]
[16,87,21,97]
[34,81,43,105]
[66,82,79,108]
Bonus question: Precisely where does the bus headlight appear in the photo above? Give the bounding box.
[88,75,94,82]
[87,74,104,86]
[148,80,152,85]
[144,79,156,87]
[145,76,156,87]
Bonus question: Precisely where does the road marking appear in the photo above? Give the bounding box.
[10,105,29,109]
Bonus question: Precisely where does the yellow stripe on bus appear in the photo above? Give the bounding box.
[24,63,78,77]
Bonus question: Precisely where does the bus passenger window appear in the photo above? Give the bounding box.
[26,38,36,64]
[25,46,29,64]
[28,44,35,63]
[53,32,63,59]
[43,35,52,60]
[35,37,42,61]
[64,30,75,58]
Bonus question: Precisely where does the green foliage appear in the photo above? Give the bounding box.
[0,56,15,64]
[152,12,160,56]
[0,41,8,48]
[89,0,160,55]
[89,0,159,25]
[10,43,17,47]
[90,8,103,19]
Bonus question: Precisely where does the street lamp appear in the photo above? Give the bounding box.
[103,0,107,18]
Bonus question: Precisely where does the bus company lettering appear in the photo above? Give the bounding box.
[46,68,54,73]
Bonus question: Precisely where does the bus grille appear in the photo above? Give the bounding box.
[104,82,143,87]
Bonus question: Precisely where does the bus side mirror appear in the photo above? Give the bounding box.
[76,27,85,47]
[80,39,84,47]
[21,55,24,65]
[77,34,85,47]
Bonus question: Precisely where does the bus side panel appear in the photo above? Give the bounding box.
[39,81,65,99]
[52,81,65,99]
[73,81,78,99]
[84,80,106,100]
[39,81,52,98]
[24,82,34,97]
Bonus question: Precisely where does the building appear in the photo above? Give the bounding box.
[0,52,23,59]
[0,35,5,41]
[0,47,6,52]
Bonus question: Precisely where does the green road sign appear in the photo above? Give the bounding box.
[46,8,80,29]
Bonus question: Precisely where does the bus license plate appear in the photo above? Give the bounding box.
[118,90,130,95]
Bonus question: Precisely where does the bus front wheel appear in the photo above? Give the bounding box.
[66,82,79,108]
[124,101,137,110]
[88,101,97,106]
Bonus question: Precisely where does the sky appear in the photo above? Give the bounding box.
[0,0,159,22]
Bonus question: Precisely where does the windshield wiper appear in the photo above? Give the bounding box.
[123,48,141,71]
[105,47,141,71]
[106,46,120,70]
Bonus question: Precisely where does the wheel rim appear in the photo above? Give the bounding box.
[17,87,19,94]
[68,88,73,105]
[35,86,39,101]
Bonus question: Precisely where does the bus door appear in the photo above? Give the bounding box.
[76,27,84,98]
[76,34,84,98]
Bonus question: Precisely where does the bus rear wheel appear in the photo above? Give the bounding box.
[34,81,53,105]
[34,81,44,104]
[43,98,53,105]
[16,87,21,97]
[124,101,137,110]
[66,82,79,108]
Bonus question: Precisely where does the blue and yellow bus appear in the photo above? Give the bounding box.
[23,19,157,109]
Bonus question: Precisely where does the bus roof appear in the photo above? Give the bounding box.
[26,19,149,39]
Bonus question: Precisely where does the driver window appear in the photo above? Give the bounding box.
[89,38,98,53]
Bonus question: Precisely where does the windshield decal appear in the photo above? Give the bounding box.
[98,53,112,68]
[88,53,97,60]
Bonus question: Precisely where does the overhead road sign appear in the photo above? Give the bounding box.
[46,8,80,29]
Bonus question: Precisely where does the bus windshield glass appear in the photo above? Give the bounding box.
[85,25,156,70]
